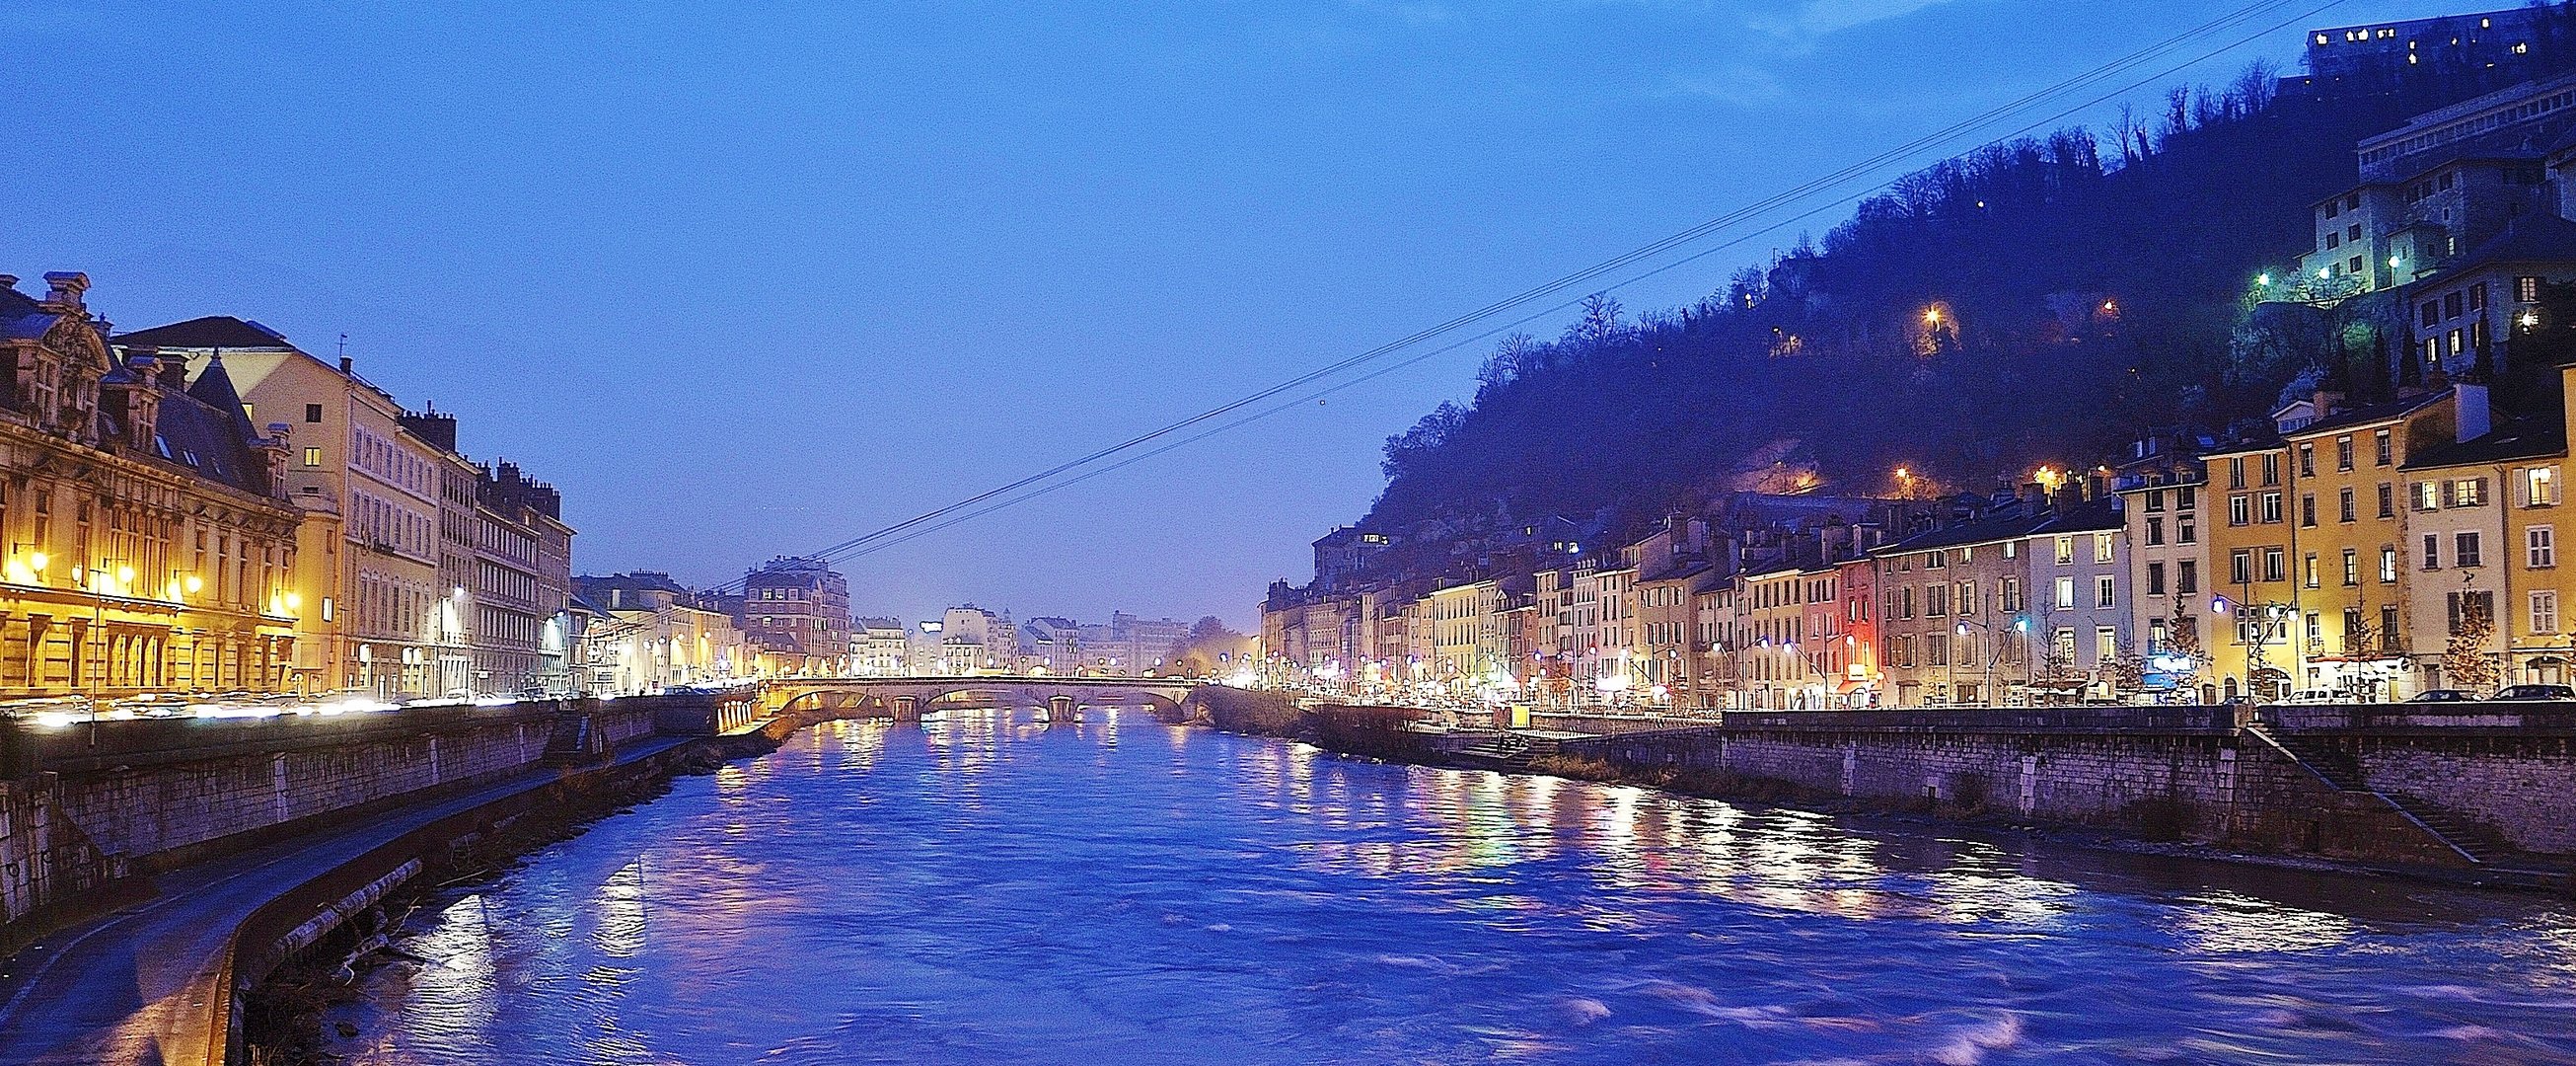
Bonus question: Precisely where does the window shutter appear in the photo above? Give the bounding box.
[2515,470,2532,508]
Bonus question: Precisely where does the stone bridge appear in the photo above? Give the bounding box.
[759,675,1197,723]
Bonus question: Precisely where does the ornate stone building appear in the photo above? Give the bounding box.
[0,272,303,698]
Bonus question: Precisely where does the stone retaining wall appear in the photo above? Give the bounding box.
[0,694,710,944]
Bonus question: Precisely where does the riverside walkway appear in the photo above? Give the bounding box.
[0,736,693,1066]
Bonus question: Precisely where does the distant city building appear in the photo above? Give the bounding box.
[573,571,747,693]
[851,617,909,674]
[2305,7,2569,86]
[473,461,574,694]
[735,556,850,676]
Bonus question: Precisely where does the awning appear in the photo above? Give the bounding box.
[1834,677,1877,695]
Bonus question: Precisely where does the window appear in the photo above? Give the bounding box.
[2383,605,2401,649]
[2263,548,2286,583]
[2381,546,2398,583]
[2457,531,2483,569]
[2055,576,2076,609]
[2229,457,2246,490]
[2055,536,2074,565]
[2146,490,2166,513]
[2524,466,2561,507]
[2178,486,2196,510]
[2339,489,2356,523]
[2147,517,2165,546]
[1957,580,1976,615]
[2231,549,2252,585]
[2304,552,2319,588]
[2002,577,2023,612]
[2095,533,2113,563]
[2299,443,2317,478]
[2532,525,2556,569]
[2179,518,2196,545]
[2375,429,2392,466]
[2096,574,2114,608]
[2447,590,2495,635]
[2416,482,2441,511]
[2301,495,2318,527]
[2148,562,2168,595]
[2424,533,2441,570]
[2230,495,2251,526]
[2261,493,2283,524]
[2378,484,2394,518]
[2306,612,2322,645]
[2177,560,2198,594]
[2335,436,2354,472]
[2096,626,2116,661]
[302,447,322,468]
[2536,591,2561,636]
[2520,275,2541,302]
[2451,478,2487,507]
[2261,454,2280,487]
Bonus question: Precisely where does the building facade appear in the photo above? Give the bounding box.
[3,274,304,699]
[736,556,851,676]
[123,318,450,698]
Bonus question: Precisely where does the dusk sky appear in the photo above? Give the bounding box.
[1,0,2464,628]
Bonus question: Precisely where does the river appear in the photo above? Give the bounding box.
[325,711,2576,1064]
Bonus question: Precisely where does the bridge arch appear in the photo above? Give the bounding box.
[761,676,1194,724]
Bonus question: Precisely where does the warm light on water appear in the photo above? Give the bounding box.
[331,711,2576,1064]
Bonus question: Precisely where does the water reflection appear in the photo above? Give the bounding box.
[335,711,2576,1065]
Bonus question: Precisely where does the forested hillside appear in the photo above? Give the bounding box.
[1362,40,2576,554]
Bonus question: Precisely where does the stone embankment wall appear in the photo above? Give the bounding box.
[1183,691,2576,877]
[1577,717,2462,867]
[0,694,730,940]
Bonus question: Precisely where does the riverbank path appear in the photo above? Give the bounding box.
[0,736,693,1066]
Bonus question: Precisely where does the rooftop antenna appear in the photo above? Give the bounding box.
[337,333,348,358]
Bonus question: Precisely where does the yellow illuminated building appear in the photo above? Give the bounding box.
[2206,387,2472,699]
[0,273,305,698]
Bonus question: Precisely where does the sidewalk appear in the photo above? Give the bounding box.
[0,736,691,1066]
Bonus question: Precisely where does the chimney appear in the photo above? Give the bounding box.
[339,355,354,376]
[38,271,87,312]
[156,350,189,390]
[0,274,17,291]
[2454,382,2491,443]
[2314,389,2344,419]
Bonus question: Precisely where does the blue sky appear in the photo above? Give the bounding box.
[0,0,2469,627]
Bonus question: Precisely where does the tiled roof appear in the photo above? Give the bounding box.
[1874,507,2051,556]
[2423,212,2576,283]
[2285,389,2451,439]
[113,315,295,349]
[2400,416,2568,470]
[0,283,60,342]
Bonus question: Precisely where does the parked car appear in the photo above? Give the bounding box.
[2406,689,2481,703]
[2490,683,2576,701]
[2274,689,2353,705]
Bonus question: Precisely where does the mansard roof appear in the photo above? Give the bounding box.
[113,315,295,350]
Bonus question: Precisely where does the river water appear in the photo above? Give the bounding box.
[328,711,2576,1065]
